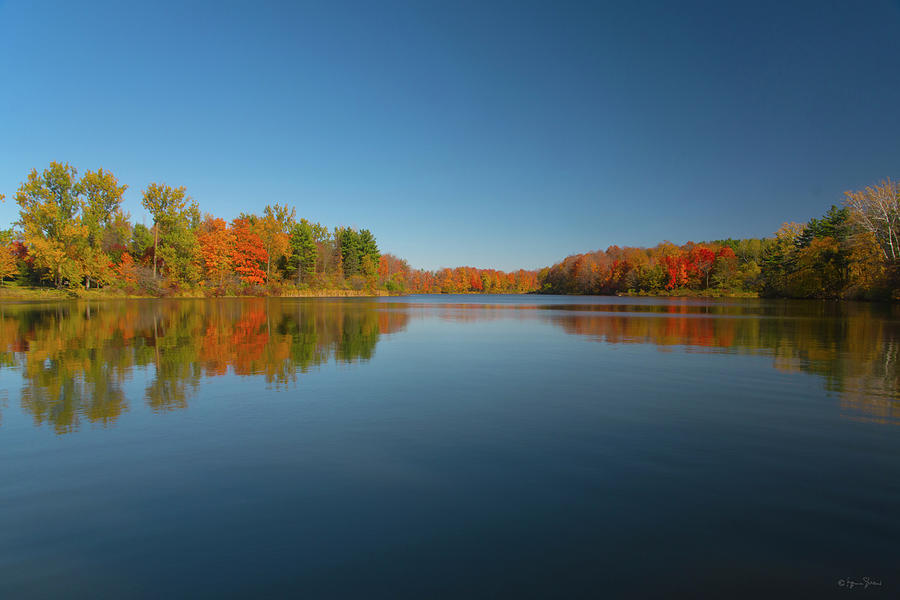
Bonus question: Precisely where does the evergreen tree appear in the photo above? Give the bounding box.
[358,229,380,263]
[338,227,360,276]
[289,220,318,284]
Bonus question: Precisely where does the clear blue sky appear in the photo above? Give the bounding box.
[1,0,898,271]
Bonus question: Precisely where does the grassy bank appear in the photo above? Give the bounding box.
[530,287,760,298]
[0,284,392,301]
[278,289,391,298]
[618,288,760,298]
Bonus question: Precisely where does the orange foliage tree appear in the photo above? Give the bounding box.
[198,217,235,286]
[116,252,137,286]
[229,218,268,285]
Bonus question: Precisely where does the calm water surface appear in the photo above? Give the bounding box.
[0,295,898,598]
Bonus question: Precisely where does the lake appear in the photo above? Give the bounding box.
[0,296,898,598]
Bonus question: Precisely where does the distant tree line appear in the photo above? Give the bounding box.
[0,162,536,295]
[2,162,897,299]
[538,179,900,300]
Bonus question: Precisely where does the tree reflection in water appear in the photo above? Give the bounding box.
[0,299,409,434]
[0,298,896,433]
[540,301,899,426]
[394,299,900,427]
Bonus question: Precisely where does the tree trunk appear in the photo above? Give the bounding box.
[153,223,159,278]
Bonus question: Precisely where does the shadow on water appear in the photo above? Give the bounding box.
[0,296,897,432]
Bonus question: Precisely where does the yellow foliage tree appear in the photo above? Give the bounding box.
[256,203,295,280]
[0,244,17,283]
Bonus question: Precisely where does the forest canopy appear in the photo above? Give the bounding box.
[539,183,899,301]
[1,162,897,300]
[0,162,535,296]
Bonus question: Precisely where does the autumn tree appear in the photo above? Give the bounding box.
[257,203,295,280]
[15,162,87,287]
[117,252,137,286]
[0,226,16,284]
[378,253,410,291]
[844,179,899,264]
[0,199,15,283]
[761,222,804,296]
[303,221,333,274]
[845,232,885,294]
[688,245,717,288]
[131,224,154,261]
[78,168,127,288]
[80,246,114,289]
[197,217,234,286]
[710,247,739,288]
[141,183,191,278]
[360,255,378,289]
[230,218,268,285]
[79,168,127,244]
[0,245,17,283]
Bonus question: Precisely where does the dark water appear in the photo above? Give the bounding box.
[0,296,898,598]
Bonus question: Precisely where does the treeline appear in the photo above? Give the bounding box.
[539,179,900,300]
[378,254,538,294]
[4,162,896,300]
[0,162,536,295]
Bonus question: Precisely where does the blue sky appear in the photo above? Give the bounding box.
[1,0,898,271]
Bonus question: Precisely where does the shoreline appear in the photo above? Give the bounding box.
[0,287,395,301]
[1,286,894,303]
